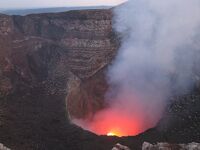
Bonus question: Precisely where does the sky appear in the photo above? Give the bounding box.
[0,0,125,9]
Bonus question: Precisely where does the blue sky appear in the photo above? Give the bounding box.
[0,0,125,9]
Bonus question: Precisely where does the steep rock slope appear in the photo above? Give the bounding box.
[0,10,119,150]
[0,10,118,118]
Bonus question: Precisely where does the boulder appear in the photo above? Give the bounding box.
[0,143,11,150]
[112,143,131,150]
[142,142,200,150]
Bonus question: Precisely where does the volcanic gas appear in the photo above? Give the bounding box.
[72,0,200,137]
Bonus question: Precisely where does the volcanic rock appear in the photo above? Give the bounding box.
[0,9,119,150]
[0,9,118,117]
[0,143,11,150]
[112,143,131,150]
[142,142,200,150]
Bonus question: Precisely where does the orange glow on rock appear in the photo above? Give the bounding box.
[107,132,117,136]
[84,108,143,137]
[72,94,161,137]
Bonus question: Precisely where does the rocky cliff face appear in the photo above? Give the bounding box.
[0,10,118,118]
[0,9,120,150]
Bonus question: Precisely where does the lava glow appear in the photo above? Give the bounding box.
[107,132,117,136]
[90,109,142,137]
[72,93,162,137]
[73,106,147,137]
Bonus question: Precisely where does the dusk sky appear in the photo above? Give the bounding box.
[0,0,125,9]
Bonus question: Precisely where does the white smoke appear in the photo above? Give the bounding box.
[105,0,200,133]
[72,0,200,136]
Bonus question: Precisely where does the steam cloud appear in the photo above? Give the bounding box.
[73,0,200,136]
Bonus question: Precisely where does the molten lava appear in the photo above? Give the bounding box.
[73,107,146,137]
[88,109,142,137]
[107,132,117,136]
[72,95,160,137]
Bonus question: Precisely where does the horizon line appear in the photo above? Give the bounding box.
[0,4,120,10]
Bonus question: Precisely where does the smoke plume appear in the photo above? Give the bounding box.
[73,0,200,136]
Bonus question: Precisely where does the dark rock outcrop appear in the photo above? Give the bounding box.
[0,143,11,150]
[112,143,131,150]
[142,142,200,150]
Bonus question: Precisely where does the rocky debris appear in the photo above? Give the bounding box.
[0,143,11,150]
[142,142,200,150]
[112,143,131,150]
[111,142,200,150]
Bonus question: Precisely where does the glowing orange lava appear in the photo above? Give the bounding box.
[107,132,117,136]
[85,108,144,137]
[73,95,160,137]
